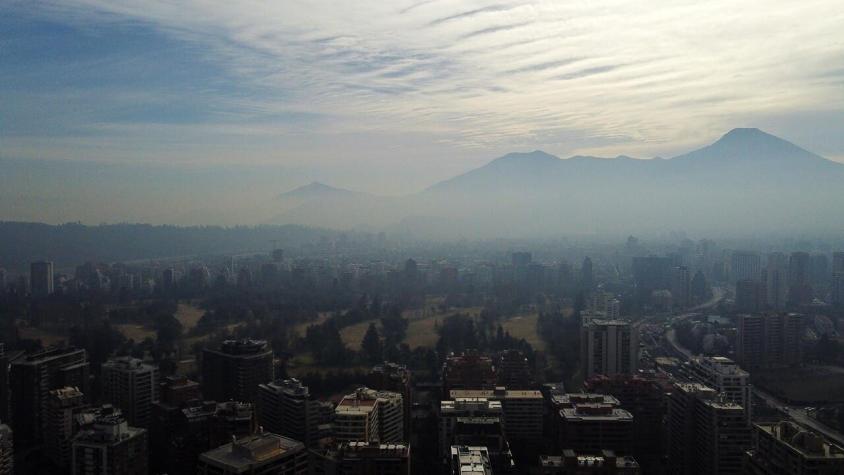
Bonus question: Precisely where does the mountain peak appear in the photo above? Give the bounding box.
[278,182,360,200]
[672,128,828,166]
[490,150,560,165]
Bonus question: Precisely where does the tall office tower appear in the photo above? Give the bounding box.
[672,266,691,308]
[809,254,830,287]
[583,374,670,473]
[766,253,789,310]
[30,260,54,296]
[10,347,89,443]
[495,350,534,389]
[690,270,710,305]
[46,387,87,470]
[71,406,147,475]
[735,279,765,313]
[329,441,411,475]
[736,313,804,369]
[334,387,403,444]
[197,431,307,475]
[668,383,750,475]
[257,379,333,447]
[731,251,761,282]
[745,421,844,474]
[450,446,493,475]
[442,351,497,396]
[556,393,634,455]
[788,251,813,304]
[580,320,638,378]
[100,356,158,428]
[367,363,412,439]
[210,401,256,448]
[202,339,274,403]
[150,376,203,475]
[581,257,594,290]
[0,424,11,475]
[448,388,544,441]
[439,397,503,461]
[684,356,752,422]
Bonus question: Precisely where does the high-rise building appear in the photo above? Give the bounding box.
[448,388,544,441]
[580,320,638,378]
[150,376,203,475]
[583,374,670,473]
[581,257,594,290]
[556,393,634,455]
[766,253,789,310]
[196,431,308,475]
[46,386,87,470]
[202,339,274,403]
[690,270,710,305]
[744,421,844,474]
[736,313,804,369]
[731,251,761,283]
[788,252,813,305]
[736,279,765,313]
[71,406,147,475]
[495,350,534,389]
[683,356,751,422]
[334,387,403,444]
[210,401,256,448]
[257,379,333,447]
[326,441,411,475]
[10,347,89,443]
[367,363,412,439]
[30,260,54,296]
[442,351,497,396]
[632,256,672,292]
[101,356,158,428]
[672,266,691,309]
[538,450,641,474]
[667,383,750,475]
[439,397,502,461]
[0,424,11,475]
[450,446,493,475]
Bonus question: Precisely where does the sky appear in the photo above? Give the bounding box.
[2,0,844,224]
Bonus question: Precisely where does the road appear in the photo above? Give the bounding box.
[659,286,844,445]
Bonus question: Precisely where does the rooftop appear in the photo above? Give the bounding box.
[200,432,304,470]
[758,421,844,459]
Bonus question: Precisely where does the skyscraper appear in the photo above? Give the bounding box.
[202,339,274,403]
[788,252,813,305]
[46,386,87,470]
[736,314,804,369]
[765,252,789,310]
[30,260,54,296]
[580,320,638,378]
[257,379,333,447]
[334,387,403,444]
[731,251,761,283]
[581,257,594,290]
[672,266,691,309]
[100,356,159,428]
[10,347,89,443]
[684,356,752,422]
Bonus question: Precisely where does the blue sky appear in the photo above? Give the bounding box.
[2,1,844,224]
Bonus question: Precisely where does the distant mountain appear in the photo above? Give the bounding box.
[278,182,368,201]
[270,129,844,238]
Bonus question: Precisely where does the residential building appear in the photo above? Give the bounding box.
[30,260,54,296]
[557,394,634,455]
[736,313,804,369]
[745,421,844,474]
[736,279,765,313]
[731,251,761,283]
[538,450,640,474]
[448,388,544,440]
[334,387,403,444]
[202,339,274,403]
[196,431,308,475]
[496,350,535,389]
[335,441,411,475]
[788,252,813,305]
[211,401,256,448]
[684,356,752,422]
[450,446,493,475]
[439,397,502,461]
[766,253,789,310]
[257,378,333,447]
[45,386,87,470]
[442,351,497,396]
[580,320,638,378]
[101,356,158,428]
[10,346,89,443]
[71,406,147,475]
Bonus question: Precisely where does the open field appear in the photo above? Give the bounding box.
[16,324,67,347]
[175,302,204,332]
[501,313,544,350]
[115,324,157,342]
[753,366,844,403]
[341,319,380,350]
[292,312,332,338]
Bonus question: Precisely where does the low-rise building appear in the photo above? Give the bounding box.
[197,431,308,475]
[745,421,844,474]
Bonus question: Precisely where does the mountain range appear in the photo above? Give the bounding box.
[271,129,844,238]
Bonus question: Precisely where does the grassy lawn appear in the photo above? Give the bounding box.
[174,302,204,332]
[340,319,380,350]
[501,313,544,351]
[114,324,157,342]
[16,324,67,347]
[292,312,332,338]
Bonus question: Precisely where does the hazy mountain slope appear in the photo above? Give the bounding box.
[270,129,844,237]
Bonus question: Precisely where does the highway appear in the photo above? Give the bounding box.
[659,286,844,445]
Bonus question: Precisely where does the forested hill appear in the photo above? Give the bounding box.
[0,222,339,272]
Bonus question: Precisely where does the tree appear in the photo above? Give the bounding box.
[361,323,383,364]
